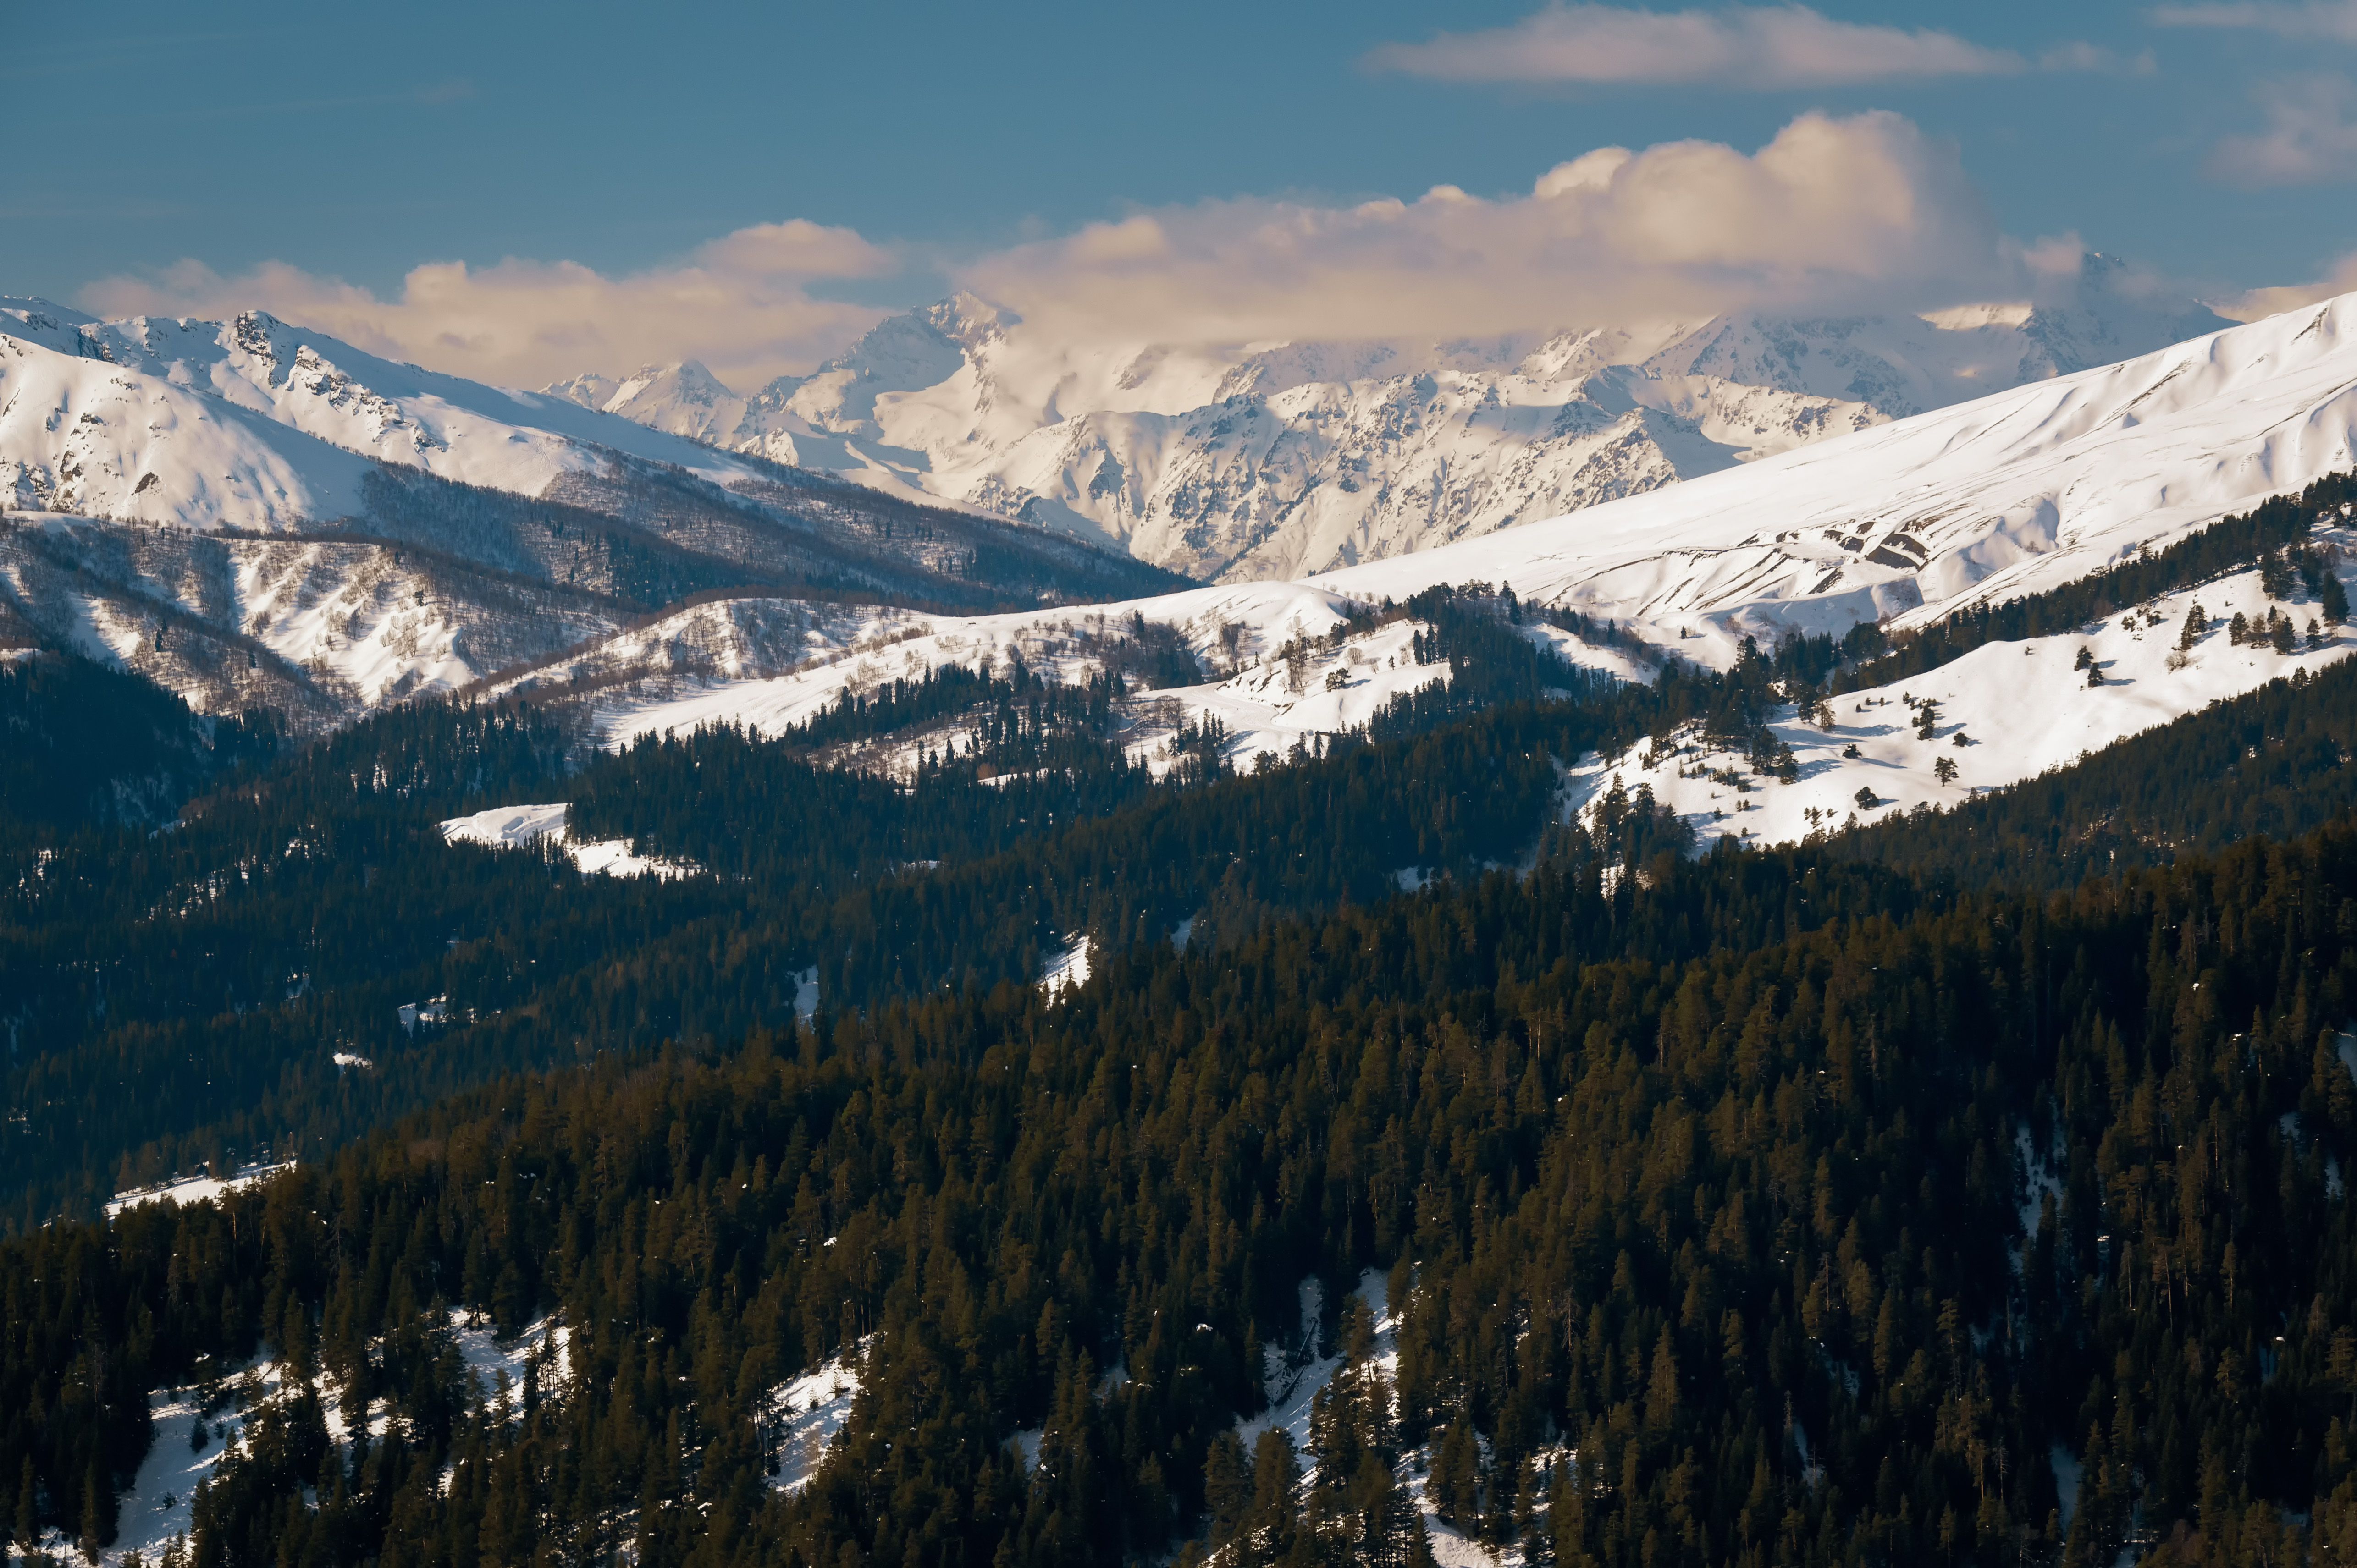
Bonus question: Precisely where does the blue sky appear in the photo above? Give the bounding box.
[15,0,2357,386]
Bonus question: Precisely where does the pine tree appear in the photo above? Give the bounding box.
[2179,601,2208,649]
[1245,1430,1301,1566]
[78,1462,108,1560]
[1431,1417,1479,1528]
[1203,1432,1250,1547]
[16,1457,38,1551]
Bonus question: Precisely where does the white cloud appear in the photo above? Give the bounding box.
[70,114,2064,387]
[79,219,894,391]
[2217,250,2357,318]
[1365,4,2091,88]
[2203,75,2357,184]
[2150,0,2357,41]
[960,111,2024,347]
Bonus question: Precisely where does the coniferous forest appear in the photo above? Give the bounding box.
[10,479,2357,1568]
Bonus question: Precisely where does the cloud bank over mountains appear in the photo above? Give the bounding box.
[960,112,2030,349]
[82,111,2098,391]
[81,220,895,394]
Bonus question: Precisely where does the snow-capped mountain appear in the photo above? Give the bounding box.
[0,297,768,528]
[0,297,1191,726]
[552,255,2230,583]
[524,287,2357,825]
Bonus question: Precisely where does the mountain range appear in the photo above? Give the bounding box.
[498,284,2357,825]
[549,253,2231,581]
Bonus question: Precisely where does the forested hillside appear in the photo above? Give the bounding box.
[12,479,2357,1567]
[10,782,2357,1568]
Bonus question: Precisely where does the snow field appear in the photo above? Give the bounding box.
[569,588,1640,781]
[580,579,1358,759]
[0,299,763,534]
[1565,549,2357,853]
[560,268,2230,587]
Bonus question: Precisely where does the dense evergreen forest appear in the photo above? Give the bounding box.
[8,477,2357,1566]
[10,774,2357,1568]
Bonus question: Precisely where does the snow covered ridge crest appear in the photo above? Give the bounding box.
[1308,287,2357,659]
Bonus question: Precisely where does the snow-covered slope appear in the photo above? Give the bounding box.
[1314,289,2357,660]
[555,257,2229,583]
[440,801,696,879]
[0,511,632,723]
[0,298,765,529]
[520,579,1384,764]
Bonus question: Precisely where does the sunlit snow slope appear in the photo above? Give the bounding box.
[1311,290,2357,663]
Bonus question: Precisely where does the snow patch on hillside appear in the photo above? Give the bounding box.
[763,1349,865,1494]
[448,1308,569,1408]
[107,1161,295,1218]
[438,802,697,879]
[89,1313,568,1568]
[1041,935,1093,999]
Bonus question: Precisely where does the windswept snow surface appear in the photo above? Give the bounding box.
[107,1161,295,1218]
[438,801,696,879]
[1565,550,2357,850]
